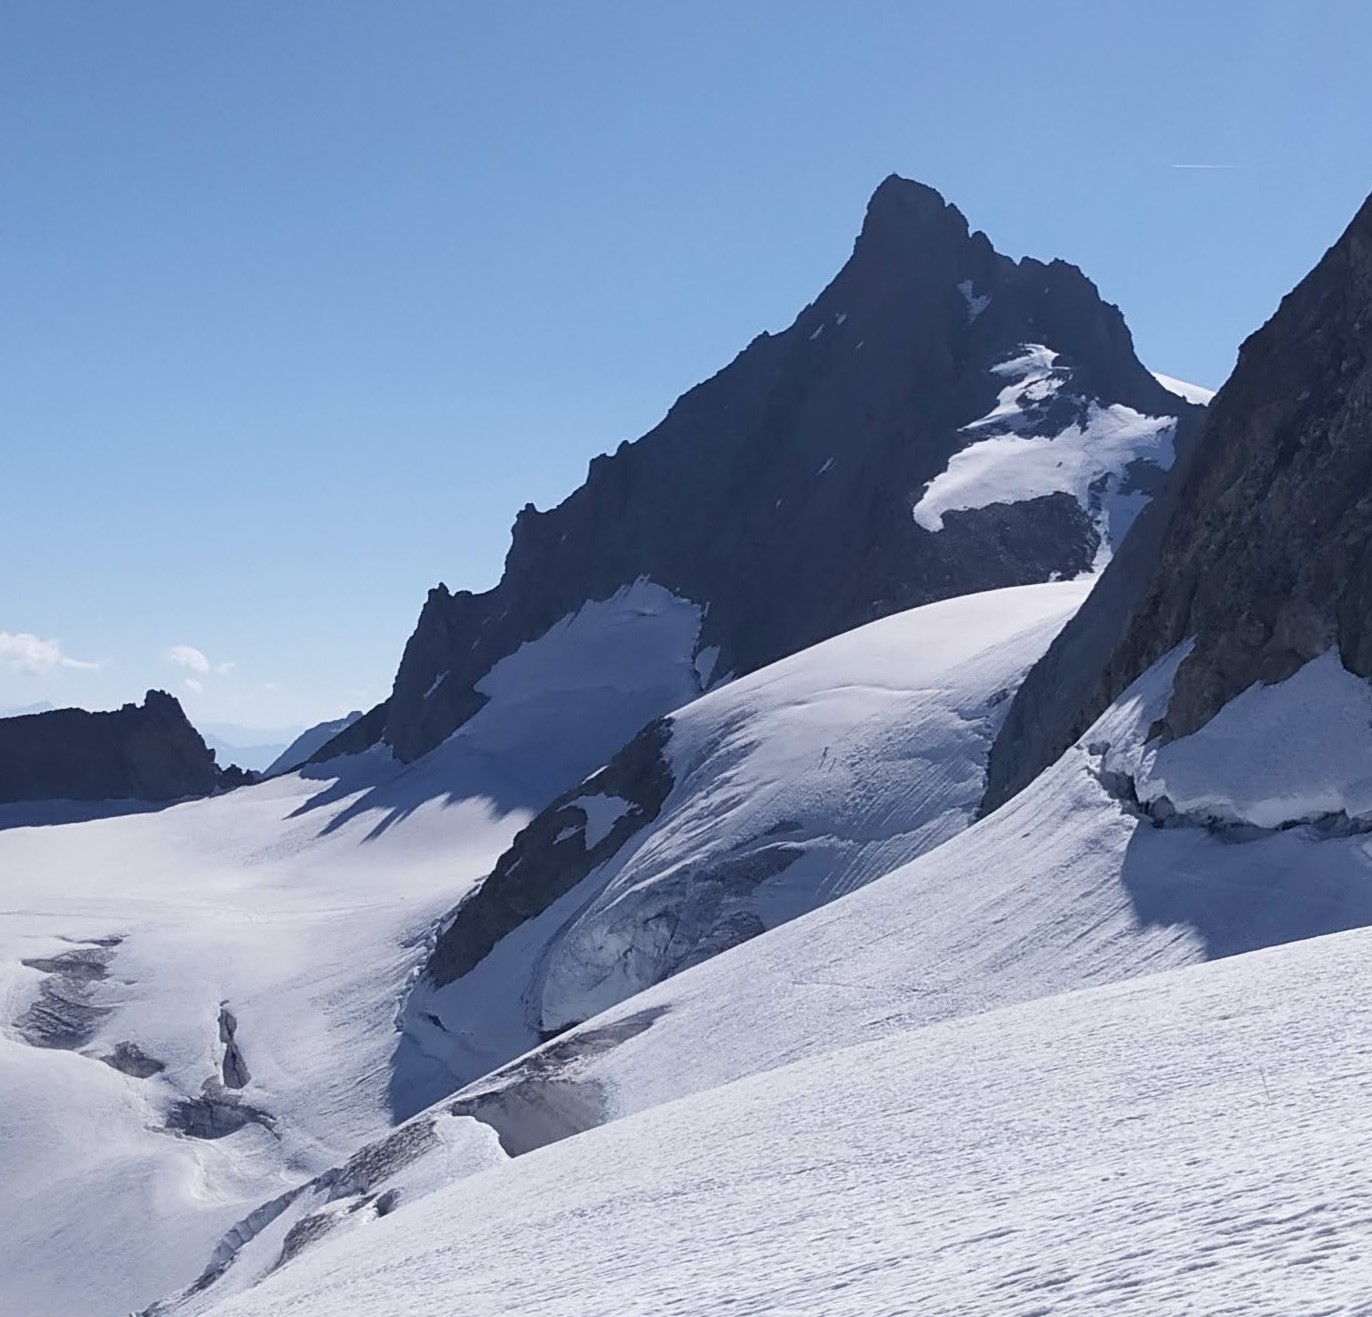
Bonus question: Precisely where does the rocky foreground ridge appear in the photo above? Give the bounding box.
[984,188,1372,810]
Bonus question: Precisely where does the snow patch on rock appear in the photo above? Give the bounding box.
[570,795,633,849]
[957,277,990,322]
[454,579,706,803]
[1152,371,1217,405]
[1101,648,1372,830]
[913,344,1177,555]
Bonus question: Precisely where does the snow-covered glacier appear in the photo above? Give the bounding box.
[159,638,1372,1317]
[392,578,1092,1109]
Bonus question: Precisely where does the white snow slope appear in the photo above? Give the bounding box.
[1153,369,1218,405]
[171,640,1372,1316]
[525,642,1372,1125]
[202,920,1372,1317]
[264,711,363,776]
[0,770,511,1317]
[398,579,1091,1099]
[0,578,718,1317]
[914,345,1182,554]
[0,576,1088,1317]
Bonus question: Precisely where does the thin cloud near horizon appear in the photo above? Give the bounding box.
[0,631,101,675]
[167,644,234,677]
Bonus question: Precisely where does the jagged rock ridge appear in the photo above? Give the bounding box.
[319,174,1199,767]
[0,690,252,805]
[984,187,1372,810]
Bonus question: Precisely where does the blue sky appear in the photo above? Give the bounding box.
[5,1,1370,730]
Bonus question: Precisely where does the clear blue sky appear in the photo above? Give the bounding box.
[5,1,1370,729]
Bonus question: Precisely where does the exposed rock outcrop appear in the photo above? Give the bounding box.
[984,187,1372,810]
[16,942,118,1049]
[317,175,1198,767]
[425,718,675,989]
[166,1082,274,1140]
[0,690,254,804]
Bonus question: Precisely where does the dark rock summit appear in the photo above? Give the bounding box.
[984,187,1372,811]
[0,690,252,805]
[320,175,1198,767]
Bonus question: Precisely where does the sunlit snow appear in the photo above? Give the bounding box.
[0,578,716,1317]
[179,638,1372,1317]
[197,924,1372,1317]
[1152,370,1217,405]
[1108,648,1372,828]
[913,344,1177,553]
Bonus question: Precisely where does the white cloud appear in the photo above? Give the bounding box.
[167,644,233,677]
[0,631,100,674]
[182,677,205,696]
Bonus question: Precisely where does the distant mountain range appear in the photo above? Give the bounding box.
[198,728,294,774]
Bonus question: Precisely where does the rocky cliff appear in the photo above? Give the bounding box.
[983,187,1372,810]
[320,175,1199,766]
[0,691,249,804]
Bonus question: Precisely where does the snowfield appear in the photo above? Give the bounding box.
[537,579,1092,1029]
[0,769,522,1317]
[913,345,1180,551]
[200,919,1372,1317]
[511,641,1372,1127]
[158,638,1372,1316]
[0,578,1087,1317]
[0,577,717,1317]
[13,569,1372,1317]
[399,579,1092,1103]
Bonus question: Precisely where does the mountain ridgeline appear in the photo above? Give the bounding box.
[319,175,1200,767]
[19,173,1372,1317]
[0,691,252,806]
[983,187,1372,811]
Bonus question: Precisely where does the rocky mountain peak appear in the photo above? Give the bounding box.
[852,174,976,264]
[315,176,1201,769]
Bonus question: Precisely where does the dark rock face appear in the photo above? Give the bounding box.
[446,1005,667,1156]
[218,1005,250,1089]
[426,718,675,988]
[318,175,1195,767]
[0,690,251,804]
[983,189,1372,810]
